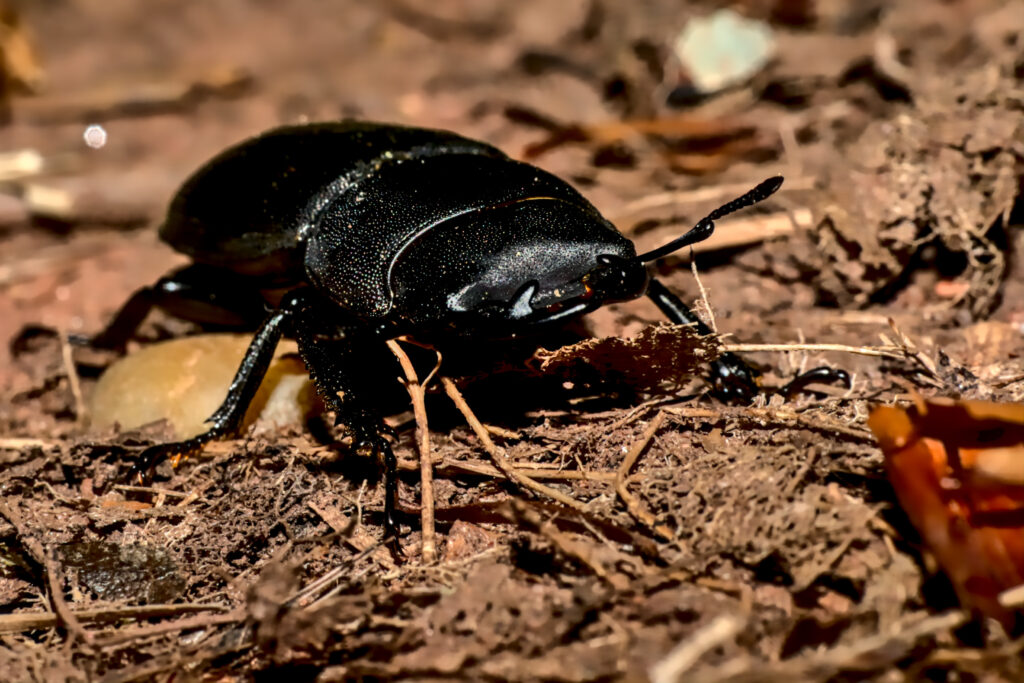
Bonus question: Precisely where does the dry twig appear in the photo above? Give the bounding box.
[441,377,586,511]
[386,338,442,563]
[615,412,673,540]
[59,328,86,421]
[722,342,905,359]
[92,609,243,648]
[687,610,968,683]
[691,260,717,334]
[0,501,93,645]
[396,456,618,481]
[504,499,619,585]
[649,614,746,683]
[0,603,228,635]
[631,211,811,258]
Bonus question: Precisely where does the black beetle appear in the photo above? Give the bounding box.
[86,121,837,548]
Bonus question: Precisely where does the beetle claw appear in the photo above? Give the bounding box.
[353,429,403,559]
[782,366,852,398]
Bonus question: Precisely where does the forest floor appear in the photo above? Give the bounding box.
[1,1,1022,681]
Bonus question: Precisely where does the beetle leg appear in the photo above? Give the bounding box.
[781,366,852,397]
[87,264,269,350]
[646,277,760,404]
[86,286,158,350]
[286,301,404,556]
[127,295,296,481]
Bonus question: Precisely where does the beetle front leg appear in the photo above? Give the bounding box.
[288,309,403,555]
[646,277,760,403]
[647,278,852,401]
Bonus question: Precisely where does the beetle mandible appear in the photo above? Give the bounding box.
[87,121,819,548]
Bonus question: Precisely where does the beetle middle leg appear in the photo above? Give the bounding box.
[128,291,298,479]
[287,306,403,554]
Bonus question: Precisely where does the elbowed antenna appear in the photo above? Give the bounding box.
[636,176,784,263]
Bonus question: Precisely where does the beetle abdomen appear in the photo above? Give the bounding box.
[304,153,601,319]
[160,121,502,279]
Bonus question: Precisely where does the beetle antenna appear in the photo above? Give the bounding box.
[637,176,784,262]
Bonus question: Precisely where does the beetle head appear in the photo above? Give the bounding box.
[390,198,648,335]
[389,176,782,337]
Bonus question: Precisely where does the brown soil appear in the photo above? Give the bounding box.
[1,1,1023,681]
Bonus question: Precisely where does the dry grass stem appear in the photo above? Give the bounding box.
[691,259,717,334]
[0,603,228,635]
[441,377,586,511]
[44,548,94,647]
[615,411,673,540]
[0,501,94,644]
[688,610,968,683]
[0,438,58,449]
[632,211,812,259]
[112,484,192,499]
[59,328,86,421]
[614,176,814,218]
[396,457,618,481]
[91,610,243,648]
[722,342,905,359]
[999,583,1024,609]
[505,499,613,582]
[649,614,745,683]
[387,338,442,563]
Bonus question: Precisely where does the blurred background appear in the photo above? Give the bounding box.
[3,0,1021,352]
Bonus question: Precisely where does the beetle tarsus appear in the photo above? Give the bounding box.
[355,431,404,559]
[781,366,851,398]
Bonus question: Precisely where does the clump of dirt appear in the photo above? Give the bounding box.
[790,53,1023,317]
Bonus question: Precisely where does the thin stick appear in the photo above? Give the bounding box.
[0,501,93,645]
[649,614,745,683]
[59,329,86,421]
[396,457,619,481]
[614,176,815,218]
[615,412,672,540]
[664,405,874,441]
[0,438,58,450]
[687,609,967,683]
[722,342,905,359]
[112,485,193,499]
[92,610,243,648]
[0,603,228,635]
[441,377,586,511]
[43,547,94,645]
[691,259,717,334]
[506,499,612,583]
[631,211,810,259]
[386,339,441,564]
[999,583,1024,609]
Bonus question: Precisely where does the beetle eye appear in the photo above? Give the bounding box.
[584,253,649,302]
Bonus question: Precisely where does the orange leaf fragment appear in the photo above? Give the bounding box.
[868,397,1024,628]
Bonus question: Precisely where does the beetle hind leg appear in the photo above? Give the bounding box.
[86,264,270,350]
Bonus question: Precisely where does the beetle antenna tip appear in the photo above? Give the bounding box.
[637,175,784,263]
